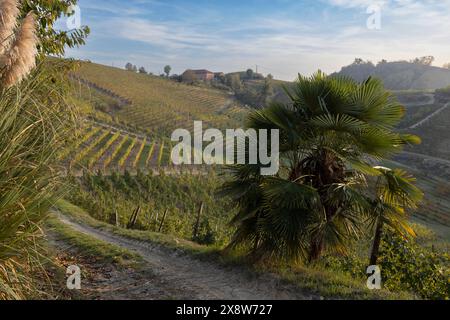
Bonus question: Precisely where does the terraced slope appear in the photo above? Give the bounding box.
[61,124,174,173]
[386,159,450,237]
[406,104,450,160]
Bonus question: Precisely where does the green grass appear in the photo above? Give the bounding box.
[0,63,76,299]
[273,264,414,300]
[55,199,211,254]
[46,212,143,269]
[55,199,414,300]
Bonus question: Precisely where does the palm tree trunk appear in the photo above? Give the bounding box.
[370,218,384,266]
[308,235,323,263]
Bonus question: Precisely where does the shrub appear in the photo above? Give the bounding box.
[378,229,449,300]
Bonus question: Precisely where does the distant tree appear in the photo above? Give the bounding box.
[138,67,147,74]
[164,65,172,77]
[378,59,388,65]
[226,74,242,91]
[125,63,133,71]
[215,73,226,84]
[261,77,273,102]
[182,70,197,83]
[267,74,274,80]
[412,56,434,66]
[246,68,254,79]
[353,58,364,65]
[132,65,138,72]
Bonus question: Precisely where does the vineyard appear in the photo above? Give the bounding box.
[65,171,235,245]
[64,62,450,241]
[414,174,450,231]
[61,123,176,173]
[386,159,450,235]
[72,62,249,137]
[61,62,252,172]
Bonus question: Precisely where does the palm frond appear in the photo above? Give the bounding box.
[374,166,424,208]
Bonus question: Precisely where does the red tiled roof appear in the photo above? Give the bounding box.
[190,69,214,74]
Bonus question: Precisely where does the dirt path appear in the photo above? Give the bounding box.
[57,214,316,300]
[401,150,450,166]
[409,101,450,129]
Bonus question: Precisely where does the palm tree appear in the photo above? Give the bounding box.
[220,71,421,262]
[367,167,423,266]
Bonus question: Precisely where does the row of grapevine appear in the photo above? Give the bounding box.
[118,136,137,167]
[103,134,128,168]
[66,126,174,172]
[132,138,146,167]
[59,125,101,161]
[145,143,155,166]
[70,129,109,167]
[87,131,120,168]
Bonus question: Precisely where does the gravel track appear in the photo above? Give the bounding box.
[57,214,316,300]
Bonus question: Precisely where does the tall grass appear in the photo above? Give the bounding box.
[0,62,76,299]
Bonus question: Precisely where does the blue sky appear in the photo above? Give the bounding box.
[62,0,450,80]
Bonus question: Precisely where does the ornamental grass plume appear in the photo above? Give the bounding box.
[0,12,38,88]
[0,0,38,89]
[0,0,19,55]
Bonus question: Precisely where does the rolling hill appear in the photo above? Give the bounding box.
[332,60,450,90]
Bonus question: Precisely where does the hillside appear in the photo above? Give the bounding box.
[332,61,450,90]
[64,62,249,173]
[388,88,450,161]
[73,62,248,137]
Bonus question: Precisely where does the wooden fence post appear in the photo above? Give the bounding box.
[127,206,141,229]
[132,206,141,227]
[193,202,204,239]
[158,209,169,232]
[115,209,119,227]
[126,207,137,229]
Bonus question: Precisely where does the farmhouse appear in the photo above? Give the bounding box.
[182,69,223,81]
